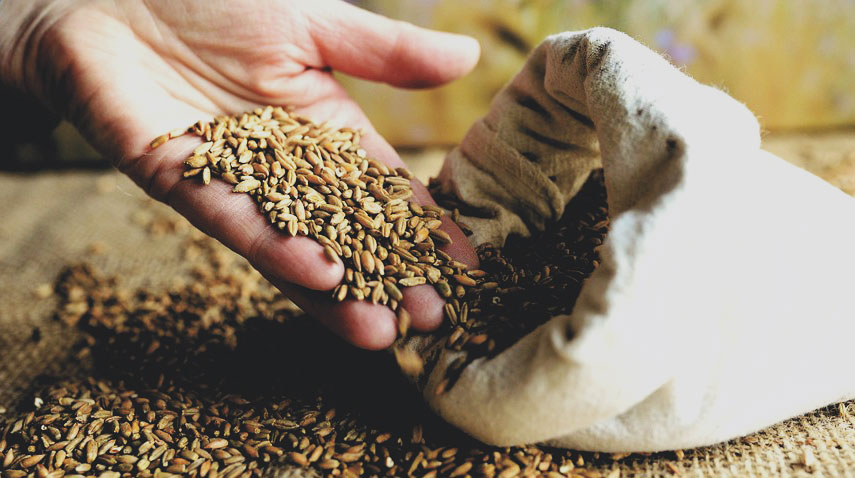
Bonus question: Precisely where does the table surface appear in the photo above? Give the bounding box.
[1,130,854,478]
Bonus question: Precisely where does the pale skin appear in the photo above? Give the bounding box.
[0,0,480,349]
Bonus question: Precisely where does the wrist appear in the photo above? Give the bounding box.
[0,0,74,102]
[0,0,79,144]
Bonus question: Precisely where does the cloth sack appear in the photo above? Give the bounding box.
[420,27,855,452]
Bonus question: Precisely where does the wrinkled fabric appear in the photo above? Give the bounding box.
[424,27,855,452]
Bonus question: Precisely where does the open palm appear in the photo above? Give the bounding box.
[14,0,480,348]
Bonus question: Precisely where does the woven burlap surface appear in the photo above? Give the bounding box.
[2,132,855,477]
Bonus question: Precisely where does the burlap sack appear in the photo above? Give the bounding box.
[423,28,855,452]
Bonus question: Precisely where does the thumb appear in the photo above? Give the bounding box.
[307,0,480,88]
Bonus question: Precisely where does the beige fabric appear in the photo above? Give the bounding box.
[1,167,854,476]
[429,28,855,453]
[0,171,190,408]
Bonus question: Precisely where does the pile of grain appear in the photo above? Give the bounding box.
[0,108,612,478]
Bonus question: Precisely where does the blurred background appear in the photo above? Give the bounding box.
[346,0,855,145]
[8,0,855,192]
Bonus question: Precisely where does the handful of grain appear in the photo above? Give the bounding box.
[151,106,481,339]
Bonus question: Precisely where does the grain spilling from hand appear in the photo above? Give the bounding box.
[428,170,609,389]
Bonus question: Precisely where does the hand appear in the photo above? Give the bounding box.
[0,0,480,349]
